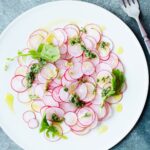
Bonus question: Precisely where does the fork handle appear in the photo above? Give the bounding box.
[136,18,150,54]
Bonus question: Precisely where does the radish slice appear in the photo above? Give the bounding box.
[43,94,59,107]
[115,61,124,72]
[82,61,95,75]
[29,29,48,39]
[65,24,80,34]
[96,70,112,88]
[28,118,39,129]
[69,62,83,79]
[61,122,71,134]
[46,107,65,121]
[96,63,112,73]
[55,59,68,70]
[68,44,83,57]
[15,65,28,76]
[121,82,127,92]
[17,89,32,103]
[85,28,101,42]
[59,87,69,102]
[85,23,101,33]
[52,86,62,102]
[76,83,87,100]
[28,34,44,49]
[34,84,45,98]
[11,75,27,93]
[72,127,90,135]
[23,111,36,123]
[31,99,45,113]
[83,83,96,102]
[82,76,96,84]
[98,36,113,58]
[64,27,78,38]
[60,102,77,112]
[107,93,123,104]
[72,55,83,63]
[60,44,68,54]
[41,63,57,80]
[48,80,60,90]
[65,70,75,81]
[77,107,95,126]
[64,112,78,126]
[104,53,119,69]
[53,28,67,46]
[88,51,100,66]
[82,37,94,50]
[71,124,85,132]
[61,76,72,87]
[92,87,103,105]
[37,73,47,84]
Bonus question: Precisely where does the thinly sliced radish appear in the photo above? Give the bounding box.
[86,28,101,42]
[82,61,95,75]
[82,76,96,84]
[40,106,50,116]
[69,62,83,79]
[68,44,83,57]
[41,63,57,80]
[100,53,110,61]
[65,52,73,60]
[85,23,101,33]
[15,65,28,76]
[98,35,114,58]
[83,83,96,102]
[88,114,98,129]
[34,83,45,98]
[121,82,127,92]
[52,86,62,102]
[61,76,72,87]
[64,112,78,126]
[68,81,79,95]
[29,28,48,39]
[46,107,65,121]
[23,111,36,123]
[90,103,109,121]
[53,28,67,46]
[77,107,95,126]
[92,87,103,105]
[71,124,85,132]
[31,99,45,113]
[28,34,44,49]
[60,102,77,112]
[64,70,75,81]
[96,63,112,73]
[115,61,124,72]
[107,93,123,104]
[64,27,79,38]
[82,37,94,50]
[17,89,32,103]
[48,80,60,90]
[96,70,112,88]
[76,83,87,100]
[43,94,59,107]
[37,73,47,84]
[60,44,68,54]
[59,86,70,102]
[72,127,90,135]
[61,122,71,134]
[55,59,68,70]
[104,53,119,69]
[28,118,39,129]
[11,75,27,93]
[71,55,83,63]
[65,24,80,34]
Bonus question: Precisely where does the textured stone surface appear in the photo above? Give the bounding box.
[0,0,150,150]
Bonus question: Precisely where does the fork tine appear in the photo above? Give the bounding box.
[134,0,139,7]
[119,0,125,7]
[123,0,130,7]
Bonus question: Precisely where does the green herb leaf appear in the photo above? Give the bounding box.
[40,114,49,133]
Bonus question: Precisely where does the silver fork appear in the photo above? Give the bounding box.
[120,0,150,54]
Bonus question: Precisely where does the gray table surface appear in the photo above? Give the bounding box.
[0,0,150,150]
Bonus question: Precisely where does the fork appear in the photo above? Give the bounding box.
[120,0,150,54]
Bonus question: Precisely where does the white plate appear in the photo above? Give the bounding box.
[0,1,149,150]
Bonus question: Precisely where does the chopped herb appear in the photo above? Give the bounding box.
[40,114,67,139]
[100,41,109,49]
[70,94,85,108]
[80,28,87,33]
[97,79,100,83]
[101,69,125,102]
[82,112,91,118]
[64,87,68,92]
[81,44,96,59]
[70,37,81,45]
[51,113,64,123]
[29,94,39,100]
